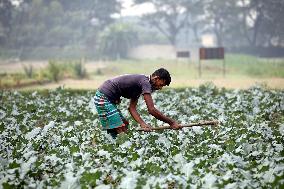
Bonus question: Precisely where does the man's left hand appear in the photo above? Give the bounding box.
[170,122,182,130]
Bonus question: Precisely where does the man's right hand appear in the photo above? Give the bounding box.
[170,122,182,130]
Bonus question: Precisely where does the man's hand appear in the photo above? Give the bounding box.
[140,123,152,132]
[170,122,182,130]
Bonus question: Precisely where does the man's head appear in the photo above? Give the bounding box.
[150,68,171,90]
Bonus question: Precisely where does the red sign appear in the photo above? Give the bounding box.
[199,47,224,60]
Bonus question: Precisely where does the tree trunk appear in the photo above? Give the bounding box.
[252,12,262,47]
[214,18,223,46]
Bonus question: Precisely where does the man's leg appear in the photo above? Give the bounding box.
[106,121,128,139]
[94,91,128,139]
[107,129,118,139]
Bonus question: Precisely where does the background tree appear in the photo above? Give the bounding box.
[261,0,284,47]
[233,0,284,48]
[238,0,265,47]
[134,0,190,47]
[0,0,14,46]
[203,0,240,47]
[2,0,121,59]
[99,23,138,59]
[183,0,205,44]
[1,0,283,59]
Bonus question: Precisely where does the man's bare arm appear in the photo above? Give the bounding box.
[128,98,151,131]
[143,93,180,129]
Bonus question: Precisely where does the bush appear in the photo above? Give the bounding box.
[22,64,34,78]
[47,60,61,82]
[12,73,25,86]
[72,60,87,79]
[99,23,138,59]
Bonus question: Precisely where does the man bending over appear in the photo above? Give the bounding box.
[94,68,181,138]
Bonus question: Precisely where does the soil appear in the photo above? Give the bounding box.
[1,60,283,90]
[18,77,284,90]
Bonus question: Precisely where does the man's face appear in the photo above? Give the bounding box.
[152,76,166,90]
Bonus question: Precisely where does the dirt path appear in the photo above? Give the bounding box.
[0,60,106,73]
[0,61,47,73]
[2,60,283,90]
[172,78,284,89]
[20,77,284,90]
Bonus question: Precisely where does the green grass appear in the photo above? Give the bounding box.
[1,53,283,90]
[111,59,198,78]
[92,54,284,79]
[225,54,284,78]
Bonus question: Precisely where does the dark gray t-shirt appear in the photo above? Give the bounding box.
[98,74,153,103]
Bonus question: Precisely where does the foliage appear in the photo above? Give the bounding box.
[72,60,87,79]
[22,64,34,78]
[135,0,190,46]
[46,60,62,82]
[107,55,284,79]
[203,0,239,46]
[239,0,284,47]
[135,0,284,48]
[46,60,89,81]
[99,23,139,59]
[0,0,13,45]
[0,0,283,59]
[0,86,283,188]
[1,0,121,59]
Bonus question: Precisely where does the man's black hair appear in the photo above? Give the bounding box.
[152,68,171,86]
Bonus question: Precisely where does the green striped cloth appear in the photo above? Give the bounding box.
[94,90,127,129]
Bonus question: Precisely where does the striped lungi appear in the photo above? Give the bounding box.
[94,90,128,130]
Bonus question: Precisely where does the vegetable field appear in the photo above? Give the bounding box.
[0,85,284,188]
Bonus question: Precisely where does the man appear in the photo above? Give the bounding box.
[94,68,181,138]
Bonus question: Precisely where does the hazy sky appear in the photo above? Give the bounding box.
[120,0,155,16]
